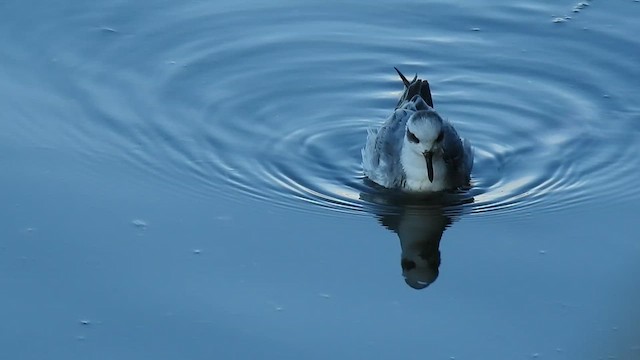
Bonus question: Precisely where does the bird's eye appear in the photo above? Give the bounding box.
[436,130,444,142]
[406,130,419,143]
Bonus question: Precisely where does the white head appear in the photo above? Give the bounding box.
[404,110,445,182]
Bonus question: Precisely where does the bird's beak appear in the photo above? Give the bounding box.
[423,151,434,182]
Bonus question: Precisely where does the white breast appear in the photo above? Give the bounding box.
[400,147,449,192]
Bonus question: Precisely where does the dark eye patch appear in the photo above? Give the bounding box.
[436,130,444,142]
[406,129,419,143]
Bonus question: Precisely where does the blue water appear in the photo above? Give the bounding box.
[2,0,640,358]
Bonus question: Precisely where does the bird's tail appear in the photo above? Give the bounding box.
[394,67,434,109]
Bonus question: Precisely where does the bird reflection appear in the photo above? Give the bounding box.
[361,188,469,290]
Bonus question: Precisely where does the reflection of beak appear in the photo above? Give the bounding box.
[423,151,434,182]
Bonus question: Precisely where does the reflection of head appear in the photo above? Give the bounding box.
[402,248,441,289]
[397,209,445,289]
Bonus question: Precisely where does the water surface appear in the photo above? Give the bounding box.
[1,0,640,359]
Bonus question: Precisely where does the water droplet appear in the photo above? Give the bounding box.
[539,250,547,255]
[552,17,567,23]
[318,293,331,299]
[23,227,36,235]
[100,27,117,34]
[532,353,540,358]
[131,219,148,229]
[471,27,481,32]
[80,320,91,325]
[275,306,284,312]
[192,249,202,255]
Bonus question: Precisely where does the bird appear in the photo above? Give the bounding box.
[362,68,473,192]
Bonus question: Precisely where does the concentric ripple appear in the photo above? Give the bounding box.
[10,1,640,219]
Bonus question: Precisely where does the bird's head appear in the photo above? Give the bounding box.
[404,110,445,182]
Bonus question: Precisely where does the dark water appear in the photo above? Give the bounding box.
[2,0,640,358]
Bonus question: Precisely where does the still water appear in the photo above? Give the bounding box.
[1,0,639,358]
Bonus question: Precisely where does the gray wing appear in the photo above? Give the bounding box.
[441,123,473,185]
[362,107,412,188]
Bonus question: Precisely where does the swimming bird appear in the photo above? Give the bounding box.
[362,68,473,192]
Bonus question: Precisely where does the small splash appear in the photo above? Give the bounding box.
[131,219,148,229]
[553,0,593,23]
[22,227,37,235]
[99,26,118,34]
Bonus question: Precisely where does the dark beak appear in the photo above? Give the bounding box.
[423,151,434,182]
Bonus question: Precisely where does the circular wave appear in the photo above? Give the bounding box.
[24,2,640,219]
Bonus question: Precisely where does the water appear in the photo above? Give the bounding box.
[1,0,640,358]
